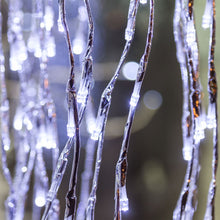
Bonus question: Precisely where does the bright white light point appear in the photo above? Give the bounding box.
[120,186,129,212]
[35,196,46,207]
[8,201,14,208]
[184,151,191,161]
[130,94,139,107]
[57,18,64,32]
[44,6,54,31]
[122,62,139,81]
[207,104,216,129]
[0,64,5,72]
[13,118,22,130]
[121,200,129,212]
[183,144,192,161]
[140,0,148,4]
[47,44,56,57]
[72,38,84,55]
[10,59,21,71]
[87,119,96,134]
[21,166,27,172]
[77,90,87,105]
[143,90,162,110]
[34,48,42,58]
[91,130,100,141]
[4,145,10,151]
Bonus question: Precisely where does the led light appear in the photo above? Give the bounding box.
[140,0,148,4]
[67,107,75,137]
[21,166,27,173]
[44,6,54,31]
[46,36,56,57]
[77,89,87,105]
[120,186,129,212]
[129,93,139,107]
[72,38,84,55]
[202,2,212,29]
[57,17,64,32]
[87,117,96,135]
[91,116,104,141]
[4,144,10,151]
[35,195,46,207]
[186,21,196,45]
[13,117,23,131]
[10,57,21,71]
[182,141,192,161]
[207,104,216,129]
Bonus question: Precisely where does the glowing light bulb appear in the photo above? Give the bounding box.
[120,186,129,212]
[186,21,196,46]
[129,93,139,107]
[125,19,133,41]
[182,140,192,161]
[10,57,21,71]
[23,116,33,130]
[72,38,84,55]
[91,115,104,141]
[4,145,10,151]
[45,132,57,149]
[207,104,216,129]
[13,112,23,131]
[87,117,96,135]
[77,89,87,105]
[35,195,46,207]
[140,0,147,4]
[57,17,64,32]
[202,2,212,29]
[21,166,27,173]
[44,6,54,31]
[194,117,205,144]
[67,108,75,137]
[46,36,56,57]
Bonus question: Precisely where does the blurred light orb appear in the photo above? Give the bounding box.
[35,196,46,207]
[4,145,10,151]
[21,166,27,173]
[143,90,162,110]
[140,0,148,4]
[122,61,139,81]
[13,118,22,131]
[73,38,84,55]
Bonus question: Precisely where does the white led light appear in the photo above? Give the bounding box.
[129,93,139,107]
[21,166,27,173]
[35,195,46,207]
[13,118,23,131]
[140,0,148,4]
[120,186,129,212]
[72,38,84,55]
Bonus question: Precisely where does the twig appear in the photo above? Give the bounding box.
[204,0,218,219]
[114,0,154,219]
